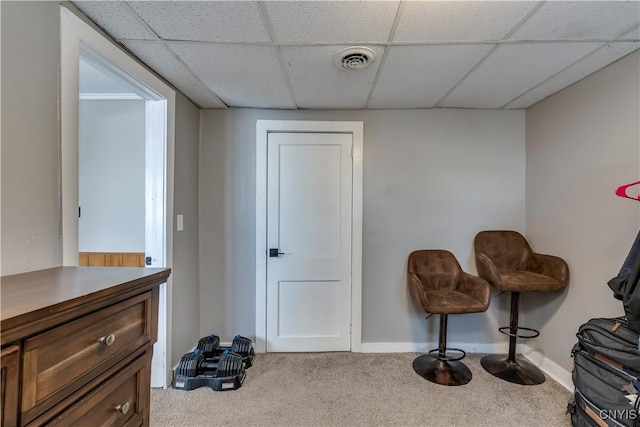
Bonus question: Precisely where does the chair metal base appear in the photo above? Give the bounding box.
[413,354,472,386]
[480,354,546,385]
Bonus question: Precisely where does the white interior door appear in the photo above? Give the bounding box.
[266,132,353,352]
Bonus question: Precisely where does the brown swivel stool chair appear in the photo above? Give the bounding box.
[474,230,569,385]
[408,250,490,386]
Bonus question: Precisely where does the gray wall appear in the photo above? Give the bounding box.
[1,1,201,370]
[79,100,146,252]
[1,1,60,275]
[199,108,526,345]
[171,92,201,367]
[525,51,640,371]
[6,0,637,375]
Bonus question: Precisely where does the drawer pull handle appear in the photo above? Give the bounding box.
[99,334,116,347]
[115,402,130,415]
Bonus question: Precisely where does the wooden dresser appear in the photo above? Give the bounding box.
[1,267,171,427]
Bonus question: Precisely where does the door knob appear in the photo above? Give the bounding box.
[269,248,285,258]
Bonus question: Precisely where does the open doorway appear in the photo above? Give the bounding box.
[77,48,166,270]
[78,53,147,268]
[77,46,169,387]
[61,6,176,387]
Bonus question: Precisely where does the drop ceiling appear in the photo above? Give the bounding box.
[72,1,640,110]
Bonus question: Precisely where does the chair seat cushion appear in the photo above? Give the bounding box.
[494,270,565,292]
[423,290,489,314]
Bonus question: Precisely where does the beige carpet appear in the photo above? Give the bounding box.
[151,352,572,427]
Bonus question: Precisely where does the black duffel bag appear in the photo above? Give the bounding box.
[609,231,640,333]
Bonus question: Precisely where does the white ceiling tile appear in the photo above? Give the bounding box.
[264,1,399,43]
[127,1,271,43]
[439,42,603,109]
[168,42,295,109]
[123,41,226,108]
[369,44,494,109]
[394,1,538,42]
[74,1,157,40]
[280,45,383,109]
[510,1,640,40]
[506,43,640,108]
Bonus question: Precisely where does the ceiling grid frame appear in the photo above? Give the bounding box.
[259,1,299,110]
[122,0,229,109]
[502,23,640,109]
[433,0,545,108]
[72,0,640,110]
[363,1,405,109]
[121,0,161,41]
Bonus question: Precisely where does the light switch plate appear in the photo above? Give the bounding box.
[177,214,184,231]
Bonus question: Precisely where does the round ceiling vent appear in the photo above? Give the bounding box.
[334,46,377,71]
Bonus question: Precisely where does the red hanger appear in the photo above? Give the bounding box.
[616,181,640,201]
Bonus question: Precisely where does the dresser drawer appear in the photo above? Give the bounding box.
[43,353,148,427]
[2,345,20,427]
[21,292,152,423]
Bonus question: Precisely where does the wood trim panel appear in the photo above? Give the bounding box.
[78,252,88,266]
[78,252,145,267]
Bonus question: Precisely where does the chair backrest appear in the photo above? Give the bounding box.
[408,250,462,292]
[474,230,531,270]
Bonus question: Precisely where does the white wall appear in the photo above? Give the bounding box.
[525,51,640,372]
[199,108,526,345]
[78,100,145,252]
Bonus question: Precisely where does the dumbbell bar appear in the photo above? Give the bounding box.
[197,334,255,368]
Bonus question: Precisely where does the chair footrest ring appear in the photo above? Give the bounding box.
[498,326,540,339]
[428,347,466,362]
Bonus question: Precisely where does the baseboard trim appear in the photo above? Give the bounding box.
[360,342,512,354]
[520,344,573,391]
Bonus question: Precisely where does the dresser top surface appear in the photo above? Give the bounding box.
[1,266,170,323]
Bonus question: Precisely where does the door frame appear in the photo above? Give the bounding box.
[255,120,363,353]
[60,6,175,387]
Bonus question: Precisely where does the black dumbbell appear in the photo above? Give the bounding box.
[229,335,255,367]
[196,334,221,358]
[196,334,255,368]
[176,349,244,378]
